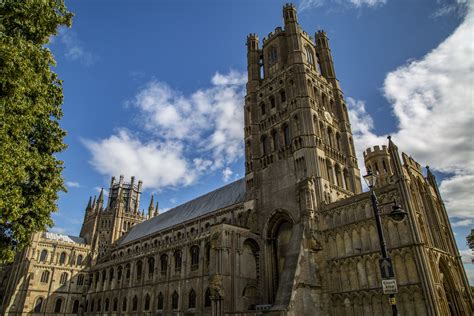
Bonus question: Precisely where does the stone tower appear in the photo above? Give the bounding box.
[363,145,393,187]
[244,3,362,310]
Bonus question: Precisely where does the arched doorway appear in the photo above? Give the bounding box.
[439,259,462,315]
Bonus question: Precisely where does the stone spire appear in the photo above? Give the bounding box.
[148,195,155,219]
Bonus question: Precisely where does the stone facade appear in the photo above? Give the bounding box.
[0,4,472,316]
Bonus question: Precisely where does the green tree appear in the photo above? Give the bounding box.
[0,0,73,262]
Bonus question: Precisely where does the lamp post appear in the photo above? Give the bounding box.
[363,171,407,316]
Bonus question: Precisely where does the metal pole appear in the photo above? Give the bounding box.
[370,188,398,316]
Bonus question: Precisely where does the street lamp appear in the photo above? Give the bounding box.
[363,171,407,316]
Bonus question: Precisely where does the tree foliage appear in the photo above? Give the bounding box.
[0,0,73,262]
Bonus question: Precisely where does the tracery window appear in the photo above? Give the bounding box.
[59,252,66,265]
[157,292,164,310]
[39,249,48,262]
[204,288,212,307]
[172,291,179,309]
[59,272,68,285]
[305,45,315,67]
[189,289,196,308]
[174,250,182,271]
[34,297,43,312]
[161,254,168,274]
[77,274,84,286]
[76,254,83,265]
[190,246,200,270]
[268,46,278,64]
[40,270,50,283]
[148,257,155,276]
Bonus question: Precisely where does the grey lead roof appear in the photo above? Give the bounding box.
[42,232,87,245]
[118,178,246,246]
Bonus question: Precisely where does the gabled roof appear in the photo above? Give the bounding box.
[117,178,246,246]
[42,232,87,245]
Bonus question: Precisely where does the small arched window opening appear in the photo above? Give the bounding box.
[283,124,290,147]
[40,270,49,283]
[105,298,110,312]
[54,298,63,313]
[280,89,286,103]
[148,257,155,276]
[204,288,212,307]
[260,102,266,116]
[77,274,84,286]
[97,299,101,312]
[190,246,200,270]
[305,45,315,67]
[132,295,138,311]
[72,299,79,314]
[59,272,68,285]
[109,267,114,283]
[272,130,279,151]
[117,266,122,281]
[261,135,269,156]
[39,250,48,262]
[316,53,323,74]
[336,133,341,151]
[90,300,94,313]
[174,250,182,271]
[189,289,196,309]
[157,292,164,310]
[122,297,127,312]
[172,291,179,310]
[382,160,388,172]
[268,46,278,64]
[125,264,131,279]
[76,254,83,265]
[205,242,211,266]
[136,260,143,280]
[161,254,168,274]
[270,96,276,108]
[327,127,334,147]
[34,297,43,312]
[59,252,66,265]
[144,294,151,311]
[113,298,118,311]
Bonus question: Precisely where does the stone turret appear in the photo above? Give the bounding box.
[363,144,393,187]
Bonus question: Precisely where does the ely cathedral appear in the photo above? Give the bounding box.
[0,4,472,316]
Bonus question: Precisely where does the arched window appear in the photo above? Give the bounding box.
[261,135,269,156]
[336,133,341,151]
[77,274,84,286]
[117,266,123,281]
[109,267,114,283]
[113,298,118,311]
[34,297,43,312]
[59,272,68,285]
[268,46,278,64]
[204,288,212,307]
[39,250,48,262]
[54,298,63,313]
[283,124,290,147]
[205,242,211,266]
[280,89,286,103]
[157,292,164,310]
[305,46,315,67]
[76,254,83,265]
[270,95,276,108]
[144,293,151,310]
[260,102,266,116]
[59,252,66,265]
[190,246,200,270]
[125,263,131,279]
[148,257,155,276]
[105,298,110,312]
[97,299,101,312]
[172,291,179,309]
[189,289,196,308]
[136,260,142,280]
[160,254,168,274]
[101,269,106,283]
[72,299,79,314]
[174,250,182,271]
[327,127,334,147]
[90,299,94,312]
[40,270,49,283]
[122,297,127,311]
[132,295,138,311]
[272,130,279,151]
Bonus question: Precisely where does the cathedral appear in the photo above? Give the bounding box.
[0,4,472,316]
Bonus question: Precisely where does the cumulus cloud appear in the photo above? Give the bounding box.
[348,3,474,221]
[58,28,96,66]
[299,0,386,11]
[222,167,233,182]
[66,181,81,188]
[84,71,245,191]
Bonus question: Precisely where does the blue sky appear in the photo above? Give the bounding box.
[49,0,473,282]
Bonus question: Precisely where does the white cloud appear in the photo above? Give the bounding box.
[348,3,474,221]
[58,28,96,66]
[460,249,473,264]
[222,167,233,182]
[84,71,246,191]
[51,226,67,234]
[66,181,81,188]
[299,0,386,11]
[432,0,469,18]
[452,218,474,228]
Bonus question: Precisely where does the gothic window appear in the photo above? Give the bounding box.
[280,89,286,103]
[76,254,83,265]
[54,298,63,313]
[144,293,151,311]
[305,45,315,67]
[72,299,79,314]
[205,242,211,267]
[34,297,43,312]
[125,264,131,279]
[204,288,212,307]
[59,252,66,265]
[172,291,179,309]
[77,274,84,286]
[270,96,276,108]
[174,250,182,271]
[316,53,323,74]
[97,299,101,312]
[327,127,334,147]
[260,102,266,115]
[191,246,200,270]
[90,300,94,312]
[272,130,279,151]
[157,292,164,310]
[113,298,118,311]
[59,272,68,285]
[117,266,122,281]
[136,260,143,280]
[122,297,127,312]
[161,254,168,274]
[105,298,110,312]
[261,135,269,156]
[109,267,114,283]
[101,269,106,283]
[189,289,196,308]
[283,124,290,147]
[268,46,278,64]
[148,257,155,276]
[336,133,341,151]
[40,270,49,283]
[132,295,138,311]
[84,300,88,312]
[39,249,48,262]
